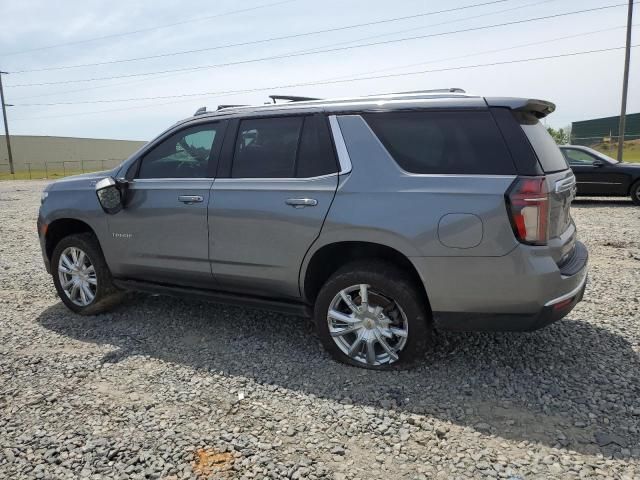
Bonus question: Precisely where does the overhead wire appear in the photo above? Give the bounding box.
[11,44,637,113]
[9,0,546,101]
[4,3,628,88]
[0,0,299,57]
[8,0,510,73]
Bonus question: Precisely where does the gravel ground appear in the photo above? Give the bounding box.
[0,180,639,480]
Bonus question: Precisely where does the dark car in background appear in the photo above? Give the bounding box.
[560,145,640,205]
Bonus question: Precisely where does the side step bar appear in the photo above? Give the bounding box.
[113,279,312,318]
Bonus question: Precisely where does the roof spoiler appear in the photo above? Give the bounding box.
[485,97,556,118]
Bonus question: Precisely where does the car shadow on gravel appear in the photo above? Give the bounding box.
[37,295,640,458]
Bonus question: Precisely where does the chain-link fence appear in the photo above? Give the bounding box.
[570,134,640,146]
[0,158,124,180]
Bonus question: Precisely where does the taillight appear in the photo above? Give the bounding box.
[506,176,549,246]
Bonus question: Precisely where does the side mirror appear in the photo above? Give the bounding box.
[592,160,605,167]
[95,177,126,214]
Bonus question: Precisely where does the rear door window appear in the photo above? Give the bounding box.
[363,110,516,175]
[232,117,303,178]
[231,115,338,179]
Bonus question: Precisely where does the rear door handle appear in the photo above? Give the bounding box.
[178,195,203,204]
[285,198,318,208]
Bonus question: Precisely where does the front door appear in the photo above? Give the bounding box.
[209,114,339,299]
[107,120,226,287]
[563,148,627,195]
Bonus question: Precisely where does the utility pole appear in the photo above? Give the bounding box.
[617,0,634,163]
[0,71,15,174]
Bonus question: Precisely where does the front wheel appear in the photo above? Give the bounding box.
[314,260,432,370]
[631,180,640,206]
[51,233,123,315]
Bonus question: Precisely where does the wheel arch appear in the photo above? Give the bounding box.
[301,241,430,310]
[45,218,99,263]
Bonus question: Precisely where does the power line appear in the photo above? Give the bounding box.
[9,0,509,73]
[268,0,556,60]
[13,24,631,106]
[0,0,299,57]
[9,0,547,101]
[12,44,637,109]
[5,3,627,88]
[323,23,636,82]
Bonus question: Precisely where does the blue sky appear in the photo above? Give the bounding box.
[0,0,637,140]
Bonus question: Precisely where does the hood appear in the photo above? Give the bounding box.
[46,169,117,191]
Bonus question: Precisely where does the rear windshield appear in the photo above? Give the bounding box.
[363,110,516,175]
[518,117,569,173]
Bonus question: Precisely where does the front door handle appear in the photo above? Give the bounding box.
[285,198,318,208]
[178,195,203,204]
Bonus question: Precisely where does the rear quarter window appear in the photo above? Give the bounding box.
[516,114,569,173]
[363,110,516,175]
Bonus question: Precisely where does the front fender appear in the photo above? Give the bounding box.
[38,185,112,269]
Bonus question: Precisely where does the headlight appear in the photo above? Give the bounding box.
[41,191,49,204]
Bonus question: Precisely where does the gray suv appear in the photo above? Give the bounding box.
[38,89,588,369]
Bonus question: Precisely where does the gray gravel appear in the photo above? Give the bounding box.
[1,180,639,480]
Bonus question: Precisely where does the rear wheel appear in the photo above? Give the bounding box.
[631,180,640,206]
[314,260,431,369]
[51,233,123,315]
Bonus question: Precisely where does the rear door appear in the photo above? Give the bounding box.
[518,119,576,263]
[209,114,339,299]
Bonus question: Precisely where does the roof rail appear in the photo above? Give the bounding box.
[194,106,207,116]
[268,95,322,104]
[371,88,466,96]
[216,104,248,111]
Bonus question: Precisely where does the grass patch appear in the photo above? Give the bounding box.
[590,139,640,163]
[0,169,85,181]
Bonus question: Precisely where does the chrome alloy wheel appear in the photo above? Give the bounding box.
[327,284,409,366]
[57,246,97,306]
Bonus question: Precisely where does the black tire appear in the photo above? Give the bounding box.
[51,232,123,315]
[314,260,432,370]
[630,180,640,206]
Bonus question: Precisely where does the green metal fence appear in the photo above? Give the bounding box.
[571,113,640,147]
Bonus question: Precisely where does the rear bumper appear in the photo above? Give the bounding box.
[412,240,589,332]
[433,272,587,331]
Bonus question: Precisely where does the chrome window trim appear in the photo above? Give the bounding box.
[214,173,338,183]
[130,174,338,183]
[328,115,352,175]
[129,178,214,183]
